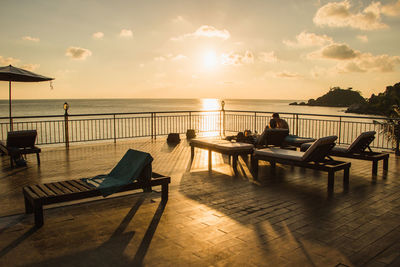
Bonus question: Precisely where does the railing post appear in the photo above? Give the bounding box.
[113,114,116,143]
[221,101,225,137]
[189,111,192,130]
[296,114,299,136]
[154,112,157,140]
[150,113,153,140]
[64,110,69,148]
[254,112,257,133]
[338,116,342,144]
[63,102,69,149]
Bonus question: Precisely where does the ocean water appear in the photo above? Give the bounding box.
[0,98,356,118]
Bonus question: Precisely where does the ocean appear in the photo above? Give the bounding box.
[0,98,357,118]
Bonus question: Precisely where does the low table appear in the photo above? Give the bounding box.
[190,139,254,172]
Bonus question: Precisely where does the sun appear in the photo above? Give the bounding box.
[203,50,218,69]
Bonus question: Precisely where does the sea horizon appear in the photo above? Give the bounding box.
[0,98,373,119]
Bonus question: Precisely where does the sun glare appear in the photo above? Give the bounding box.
[203,50,218,69]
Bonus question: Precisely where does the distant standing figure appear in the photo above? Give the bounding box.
[272,113,289,129]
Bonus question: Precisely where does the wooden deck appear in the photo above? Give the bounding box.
[0,138,399,266]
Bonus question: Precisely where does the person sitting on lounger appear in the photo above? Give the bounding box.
[272,113,289,129]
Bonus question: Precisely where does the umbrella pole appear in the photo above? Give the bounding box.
[9,81,12,131]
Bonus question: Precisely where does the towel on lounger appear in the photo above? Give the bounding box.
[82,149,153,197]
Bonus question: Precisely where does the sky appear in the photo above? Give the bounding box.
[1,0,400,100]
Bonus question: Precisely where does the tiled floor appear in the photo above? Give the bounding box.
[0,138,399,266]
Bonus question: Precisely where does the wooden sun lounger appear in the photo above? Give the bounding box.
[23,172,170,228]
[0,130,41,167]
[251,155,350,192]
[252,136,351,193]
[300,131,389,175]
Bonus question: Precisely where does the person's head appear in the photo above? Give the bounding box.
[272,113,280,119]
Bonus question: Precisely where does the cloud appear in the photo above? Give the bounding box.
[171,25,230,41]
[92,32,104,39]
[119,29,133,38]
[172,16,185,23]
[20,64,40,71]
[357,35,368,42]
[269,71,303,79]
[283,31,332,47]
[381,0,400,16]
[0,56,20,65]
[171,54,187,61]
[337,53,400,73]
[258,51,278,63]
[65,46,92,60]
[22,36,40,42]
[309,42,400,73]
[154,54,187,61]
[313,0,387,30]
[309,43,359,60]
[221,51,254,66]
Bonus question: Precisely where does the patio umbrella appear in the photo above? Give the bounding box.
[0,65,54,131]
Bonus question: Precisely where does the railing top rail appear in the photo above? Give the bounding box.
[0,109,397,121]
[224,109,398,121]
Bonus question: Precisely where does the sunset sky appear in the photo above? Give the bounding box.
[1,0,400,100]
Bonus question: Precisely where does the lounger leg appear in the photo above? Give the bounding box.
[383,157,388,171]
[343,168,349,191]
[24,196,33,214]
[208,149,212,172]
[328,171,334,193]
[10,156,14,168]
[251,156,259,179]
[36,153,40,165]
[34,203,44,228]
[232,155,238,174]
[372,161,378,175]
[161,183,169,203]
[190,145,194,164]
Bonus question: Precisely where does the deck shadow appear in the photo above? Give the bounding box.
[5,196,166,266]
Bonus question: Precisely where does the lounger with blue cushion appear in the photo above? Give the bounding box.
[252,136,351,193]
[23,149,170,228]
[300,131,389,175]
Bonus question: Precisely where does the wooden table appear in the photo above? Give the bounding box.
[190,139,254,172]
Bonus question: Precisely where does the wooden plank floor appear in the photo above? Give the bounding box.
[0,137,399,266]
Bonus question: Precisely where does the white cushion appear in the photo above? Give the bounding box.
[347,131,375,152]
[254,147,304,161]
[214,142,254,150]
[301,136,337,160]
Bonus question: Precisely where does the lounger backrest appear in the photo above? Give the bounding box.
[347,131,376,153]
[301,136,337,162]
[7,130,37,148]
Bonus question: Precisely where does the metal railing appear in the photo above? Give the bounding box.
[0,109,398,152]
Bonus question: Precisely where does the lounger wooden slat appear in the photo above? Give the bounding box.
[23,172,170,228]
[59,181,81,193]
[46,183,65,195]
[38,184,56,196]
[68,180,91,191]
[30,185,48,198]
[74,179,93,190]
[53,182,74,194]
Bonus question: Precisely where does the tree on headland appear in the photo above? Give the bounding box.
[346,82,400,116]
[289,87,366,107]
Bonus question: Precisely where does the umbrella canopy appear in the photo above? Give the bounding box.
[0,65,54,130]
